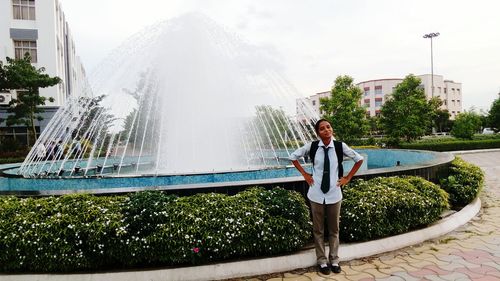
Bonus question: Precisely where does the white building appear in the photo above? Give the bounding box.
[0,0,90,144]
[299,74,462,120]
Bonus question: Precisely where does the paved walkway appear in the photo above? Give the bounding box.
[237,151,500,281]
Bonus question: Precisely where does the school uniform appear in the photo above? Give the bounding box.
[290,139,363,265]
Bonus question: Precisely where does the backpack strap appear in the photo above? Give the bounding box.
[309,139,344,178]
[309,140,320,164]
[333,140,344,178]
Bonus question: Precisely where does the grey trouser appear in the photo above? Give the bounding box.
[310,200,341,265]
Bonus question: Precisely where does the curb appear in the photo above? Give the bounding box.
[451,148,500,155]
[0,198,481,281]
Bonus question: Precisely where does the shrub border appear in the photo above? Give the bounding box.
[0,198,480,281]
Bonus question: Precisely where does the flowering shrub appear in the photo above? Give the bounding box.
[440,157,484,208]
[0,187,311,272]
[0,194,126,272]
[340,176,449,242]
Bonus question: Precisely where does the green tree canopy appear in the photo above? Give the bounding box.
[320,75,368,143]
[380,74,437,142]
[451,111,482,139]
[434,109,451,132]
[1,55,61,143]
[0,61,7,91]
[488,96,500,130]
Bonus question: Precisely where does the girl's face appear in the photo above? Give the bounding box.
[317,121,333,140]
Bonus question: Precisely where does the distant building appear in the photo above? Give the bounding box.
[298,74,462,120]
[0,0,90,145]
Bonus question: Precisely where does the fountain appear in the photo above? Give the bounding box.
[16,13,319,178]
[0,14,454,195]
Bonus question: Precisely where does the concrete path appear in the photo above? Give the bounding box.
[237,151,500,281]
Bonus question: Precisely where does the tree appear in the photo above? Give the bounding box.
[434,109,451,132]
[451,111,482,139]
[0,61,7,91]
[380,74,437,142]
[488,96,500,131]
[320,75,368,143]
[2,55,61,143]
[367,116,382,136]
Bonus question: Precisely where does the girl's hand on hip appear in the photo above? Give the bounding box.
[337,176,349,187]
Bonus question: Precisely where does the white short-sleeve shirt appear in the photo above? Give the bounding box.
[289,139,364,204]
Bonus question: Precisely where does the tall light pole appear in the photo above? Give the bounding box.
[423,32,440,98]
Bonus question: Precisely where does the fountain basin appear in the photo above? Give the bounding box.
[0,149,454,196]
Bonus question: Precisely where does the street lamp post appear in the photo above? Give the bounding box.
[423,32,440,98]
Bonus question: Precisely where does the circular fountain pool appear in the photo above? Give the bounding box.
[0,149,454,196]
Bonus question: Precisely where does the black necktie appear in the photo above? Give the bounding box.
[321,146,330,193]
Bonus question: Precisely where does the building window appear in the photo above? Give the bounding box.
[444,88,447,94]
[375,85,382,95]
[364,99,370,107]
[12,0,36,20]
[375,110,381,117]
[364,87,370,96]
[312,100,316,106]
[375,97,383,107]
[14,40,37,62]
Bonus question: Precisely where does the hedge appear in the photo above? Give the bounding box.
[0,187,311,272]
[399,138,500,151]
[341,176,449,242]
[440,157,484,208]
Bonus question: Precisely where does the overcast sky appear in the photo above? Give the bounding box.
[60,0,500,112]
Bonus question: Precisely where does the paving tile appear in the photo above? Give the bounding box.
[378,257,410,266]
[466,264,499,275]
[282,272,310,281]
[389,271,422,281]
[348,262,377,272]
[341,273,375,281]
[303,272,329,281]
[358,268,389,279]
[266,278,283,281]
[485,270,500,278]
[455,266,488,279]
[482,261,500,270]
[373,276,406,281]
[376,266,406,275]
[407,267,441,278]
[436,272,471,281]
[420,276,449,281]
[421,265,453,275]
[472,276,500,281]
[439,263,471,272]
[410,253,440,262]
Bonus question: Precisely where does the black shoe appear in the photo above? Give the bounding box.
[331,264,341,274]
[318,264,331,275]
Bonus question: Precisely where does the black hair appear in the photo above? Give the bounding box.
[314,119,331,134]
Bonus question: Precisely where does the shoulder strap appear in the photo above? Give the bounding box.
[309,140,320,164]
[309,140,344,178]
[333,140,344,178]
